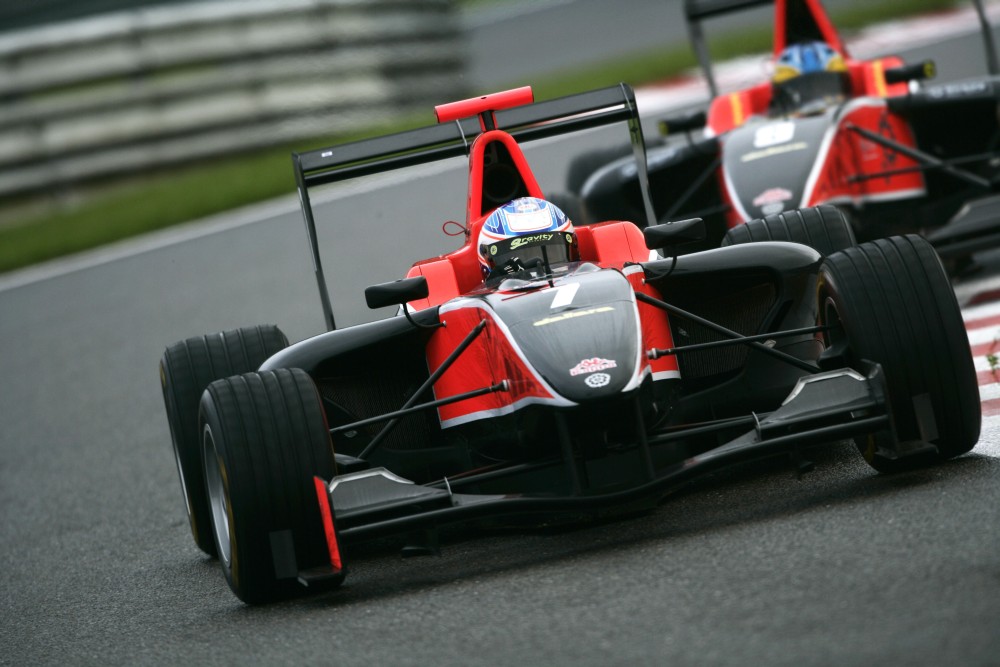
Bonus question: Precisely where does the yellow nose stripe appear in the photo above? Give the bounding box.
[730,93,745,126]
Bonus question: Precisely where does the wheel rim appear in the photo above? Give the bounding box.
[820,296,850,363]
[202,425,232,567]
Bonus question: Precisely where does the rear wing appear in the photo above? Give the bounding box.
[292,83,656,331]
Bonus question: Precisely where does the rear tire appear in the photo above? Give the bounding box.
[159,325,288,556]
[722,205,856,256]
[818,235,980,472]
[200,368,338,604]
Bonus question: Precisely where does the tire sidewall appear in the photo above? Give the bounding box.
[819,235,980,470]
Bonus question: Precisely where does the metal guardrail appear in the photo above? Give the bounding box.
[0,0,205,34]
[0,0,464,200]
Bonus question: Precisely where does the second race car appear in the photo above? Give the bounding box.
[569,0,1000,266]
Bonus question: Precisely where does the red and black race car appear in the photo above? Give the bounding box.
[569,0,1000,266]
[159,84,979,604]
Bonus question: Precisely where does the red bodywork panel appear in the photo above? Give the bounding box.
[707,57,910,137]
[773,0,846,56]
[404,128,545,309]
[707,83,774,137]
[625,265,680,383]
[465,130,545,224]
[426,303,565,428]
[804,100,925,209]
[406,219,653,310]
[426,275,679,428]
[313,476,343,571]
[435,87,534,128]
[403,86,681,428]
[718,97,925,230]
[414,219,678,428]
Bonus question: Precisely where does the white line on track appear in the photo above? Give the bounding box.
[462,0,576,29]
[0,159,464,293]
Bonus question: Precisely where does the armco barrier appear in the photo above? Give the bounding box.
[0,0,464,199]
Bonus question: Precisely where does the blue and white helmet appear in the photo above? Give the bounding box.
[477,197,577,278]
[773,41,847,83]
[771,41,850,113]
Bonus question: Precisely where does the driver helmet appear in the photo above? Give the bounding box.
[771,41,850,112]
[477,197,578,280]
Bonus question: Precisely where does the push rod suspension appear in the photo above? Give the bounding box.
[354,319,488,460]
[845,123,991,189]
[648,325,828,358]
[634,291,820,374]
[846,152,996,184]
[332,381,508,436]
[646,414,762,446]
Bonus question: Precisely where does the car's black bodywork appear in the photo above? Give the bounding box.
[160,83,980,604]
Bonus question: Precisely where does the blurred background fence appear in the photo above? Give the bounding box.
[0,0,464,200]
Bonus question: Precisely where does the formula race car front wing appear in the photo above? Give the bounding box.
[297,363,897,587]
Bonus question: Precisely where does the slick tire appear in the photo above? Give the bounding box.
[200,368,338,604]
[159,325,288,556]
[818,235,980,472]
[722,205,856,256]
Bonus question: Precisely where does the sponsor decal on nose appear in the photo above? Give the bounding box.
[569,357,617,376]
[584,373,611,388]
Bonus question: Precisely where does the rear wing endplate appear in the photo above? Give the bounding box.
[684,0,773,98]
[292,83,656,331]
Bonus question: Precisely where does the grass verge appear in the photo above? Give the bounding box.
[0,0,965,274]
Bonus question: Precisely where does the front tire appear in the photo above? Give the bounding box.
[722,205,856,256]
[159,325,288,556]
[200,368,338,604]
[818,235,980,472]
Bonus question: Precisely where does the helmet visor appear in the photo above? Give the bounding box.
[773,71,849,113]
[484,232,577,278]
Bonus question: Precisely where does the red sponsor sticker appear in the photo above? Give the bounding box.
[752,187,794,207]
[570,358,617,376]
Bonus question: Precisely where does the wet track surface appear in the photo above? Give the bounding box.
[3,6,1000,666]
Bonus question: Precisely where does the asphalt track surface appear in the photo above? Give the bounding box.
[3,7,1000,667]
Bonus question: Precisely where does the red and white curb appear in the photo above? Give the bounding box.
[963,286,1000,457]
[966,297,1000,416]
